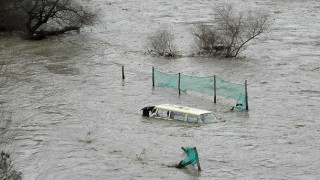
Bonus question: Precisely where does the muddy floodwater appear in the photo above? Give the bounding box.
[0,0,319,179]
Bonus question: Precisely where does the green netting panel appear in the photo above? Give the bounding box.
[180,74,214,95]
[216,77,246,111]
[181,147,199,166]
[236,94,247,111]
[154,68,179,89]
[154,68,247,111]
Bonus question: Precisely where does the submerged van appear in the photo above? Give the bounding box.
[142,104,218,123]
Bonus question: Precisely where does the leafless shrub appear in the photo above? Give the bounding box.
[193,4,270,58]
[147,28,177,57]
[193,24,228,56]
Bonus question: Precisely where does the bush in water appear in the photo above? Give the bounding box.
[147,27,178,58]
[193,3,270,58]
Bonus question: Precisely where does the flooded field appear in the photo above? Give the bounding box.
[0,0,319,179]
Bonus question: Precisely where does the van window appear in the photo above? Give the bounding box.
[170,112,185,121]
[156,109,169,119]
[187,115,198,123]
[201,113,217,122]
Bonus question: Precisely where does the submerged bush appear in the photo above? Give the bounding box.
[147,28,177,57]
[193,24,229,56]
[193,4,270,58]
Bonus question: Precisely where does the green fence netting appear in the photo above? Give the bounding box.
[216,76,246,111]
[154,68,247,111]
[154,68,179,89]
[180,74,214,95]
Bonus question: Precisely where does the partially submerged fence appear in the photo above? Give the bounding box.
[152,67,248,111]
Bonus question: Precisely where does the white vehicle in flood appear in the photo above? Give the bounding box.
[142,104,218,123]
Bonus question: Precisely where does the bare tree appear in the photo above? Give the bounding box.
[147,28,177,57]
[194,4,270,58]
[193,24,228,56]
[7,0,95,39]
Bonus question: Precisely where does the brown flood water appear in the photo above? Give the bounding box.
[0,0,319,179]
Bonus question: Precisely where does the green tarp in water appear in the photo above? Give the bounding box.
[181,147,199,166]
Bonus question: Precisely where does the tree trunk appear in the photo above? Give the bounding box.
[29,26,80,40]
[25,15,34,35]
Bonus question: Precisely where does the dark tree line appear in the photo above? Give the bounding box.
[0,0,95,40]
[0,0,25,32]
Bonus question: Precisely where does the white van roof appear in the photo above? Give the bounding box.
[155,104,212,116]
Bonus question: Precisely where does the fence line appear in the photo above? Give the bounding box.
[152,67,248,111]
